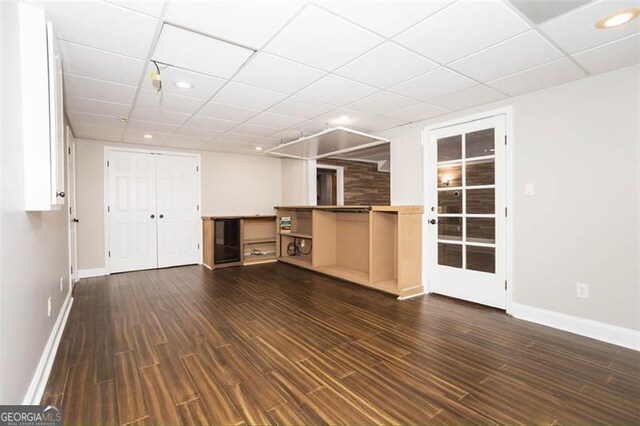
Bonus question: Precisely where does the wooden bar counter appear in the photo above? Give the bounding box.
[275,205,423,299]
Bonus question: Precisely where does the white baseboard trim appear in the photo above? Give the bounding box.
[22,295,74,404]
[78,267,106,278]
[510,302,640,351]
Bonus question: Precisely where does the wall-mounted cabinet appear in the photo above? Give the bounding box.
[19,3,65,211]
[275,205,423,299]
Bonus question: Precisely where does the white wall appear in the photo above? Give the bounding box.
[1,1,70,403]
[281,158,315,206]
[75,139,283,270]
[381,65,640,332]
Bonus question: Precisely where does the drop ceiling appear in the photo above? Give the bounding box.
[29,0,640,155]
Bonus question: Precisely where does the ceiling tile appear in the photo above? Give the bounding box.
[122,128,172,145]
[60,41,145,86]
[142,64,226,100]
[32,0,157,59]
[213,82,288,110]
[164,1,303,49]
[509,0,593,25]
[573,33,640,75]
[394,1,529,64]
[68,111,126,129]
[129,107,190,125]
[347,91,419,115]
[153,24,254,79]
[487,58,586,96]
[267,96,336,119]
[199,102,260,122]
[163,135,210,149]
[449,31,563,82]
[388,68,476,101]
[429,85,506,111]
[288,120,327,134]
[234,53,326,93]
[264,5,384,71]
[297,74,378,106]
[174,126,225,139]
[201,140,251,152]
[335,42,438,89]
[72,124,123,142]
[126,119,180,135]
[539,0,640,54]
[313,108,374,127]
[212,132,261,144]
[385,102,450,122]
[66,96,131,117]
[64,74,137,105]
[352,115,406,132]
[321,1,453,38]
[246,112,303,129]
[270,129,306,143]
[107,1,166,18]
[186,115,239,132]
[135,89,205,114]
[232,123,281,137]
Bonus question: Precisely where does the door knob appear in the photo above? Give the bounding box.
[159,214,164,219]
[150,214,155,219]
[429,219,437,225]
[72,218,79,223]
[56,191,65,198]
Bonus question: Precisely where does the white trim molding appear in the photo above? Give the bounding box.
[511,302,640,351]
[23,295,74,404]
[78,268,106,279]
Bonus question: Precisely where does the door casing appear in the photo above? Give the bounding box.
[103,146,202,274]
[421,107,514,314]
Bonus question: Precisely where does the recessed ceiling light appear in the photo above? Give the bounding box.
[255,146,262,151]
[173,81,195,89]
[143,134,153,139]
[332,115,350,125]
[118,116,129,122]
[596,8,640,29]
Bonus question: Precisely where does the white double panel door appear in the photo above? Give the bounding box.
[108,150,199,273]
[425,115,507,309]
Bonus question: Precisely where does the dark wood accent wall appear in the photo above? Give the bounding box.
[318,159,390,206]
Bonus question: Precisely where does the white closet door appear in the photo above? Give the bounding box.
[108,151,158,273]
[156,155,199,268]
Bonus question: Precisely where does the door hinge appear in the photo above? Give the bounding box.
[197,204,200,211]
[505,280,508,290]
[504,207,508,217]
[71,265,74,274]
[69,206,72,214]
[504,135,507,146]
[107,206,111,213]
[107,160,110,167]
[197,243,200,250]
[68,147,71,155]
[108,250,111,257]
[196,166,199,172]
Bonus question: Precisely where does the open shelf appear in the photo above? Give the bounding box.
[243,237,276,244]
[315,265,370,286]
[279,231,312,239]
[279,255,313,268]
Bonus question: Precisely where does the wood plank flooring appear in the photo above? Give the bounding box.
[43,263,640,425]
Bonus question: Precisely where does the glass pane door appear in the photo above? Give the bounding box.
[436,128,496,274]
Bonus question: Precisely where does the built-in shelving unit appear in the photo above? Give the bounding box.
[202,215,277,269]
[275,205,423,299]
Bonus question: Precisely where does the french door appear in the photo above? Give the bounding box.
[426,115,507,309]
[107,150,200,274]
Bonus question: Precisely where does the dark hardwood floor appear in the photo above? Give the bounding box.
[42,263,639,425]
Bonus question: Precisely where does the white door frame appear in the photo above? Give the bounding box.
[421,106,514,313]
[315,164,345,206]
[66,126,78,287]
[103,146,202,275]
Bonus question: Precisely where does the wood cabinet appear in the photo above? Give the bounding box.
[202,216,277,269]
[275,206,423,299]
[19,3,65,211]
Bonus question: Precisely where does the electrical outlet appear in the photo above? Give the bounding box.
[300,239,305,248]
[576,283,589,299]
[47,297,52,317]
[59,277,64,292]
[525,183,535,196]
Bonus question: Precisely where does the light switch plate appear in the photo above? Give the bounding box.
[525,183,535,196]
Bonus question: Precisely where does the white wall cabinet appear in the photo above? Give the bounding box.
[19,3,65,211]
